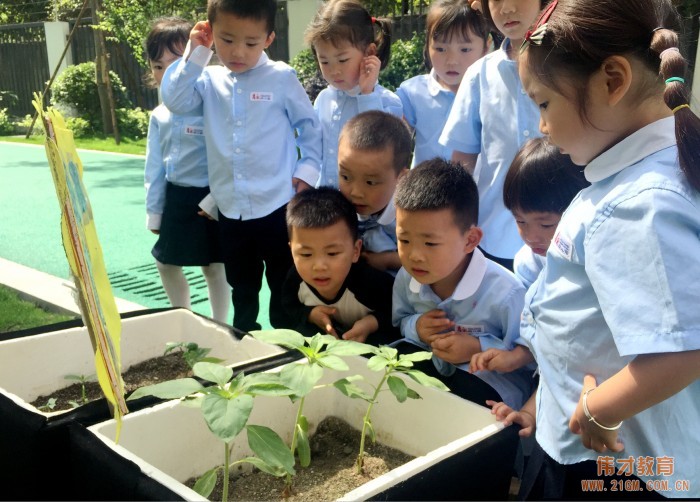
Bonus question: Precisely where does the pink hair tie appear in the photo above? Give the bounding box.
[659,47,680,60]
[371,16,377,24]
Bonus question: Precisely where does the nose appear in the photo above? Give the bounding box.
[312,257,328,271]
[539,116,549,136]
[349,182,363,198]
[407,246,423,263]
[500,0,516,13]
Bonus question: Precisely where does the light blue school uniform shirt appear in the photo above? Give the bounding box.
[513,245,545,290]
[161,45,322,220]
[439,39,540,260]
[521,117,700,496]
[396,70,455,167]
[144,103,209,231]
[358,198,398,277]
[314,84,402,188]
[392,248,532,409]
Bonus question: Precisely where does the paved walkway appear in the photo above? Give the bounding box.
[0,141,272,327]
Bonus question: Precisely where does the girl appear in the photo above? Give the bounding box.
[492,0,700,499]
[439,0,546,270]
[305,0,403,188]
[396,0,490,167]
[144,17,230,323]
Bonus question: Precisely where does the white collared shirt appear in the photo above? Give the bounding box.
[359,197,397,255]
[522,116,700,495]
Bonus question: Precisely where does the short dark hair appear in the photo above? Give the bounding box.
[395,158,478,232]
[286,187,359,241]
[207,0,276,34]
[503,138,589,214]
[145,17,192,62]
[339,111,412,173]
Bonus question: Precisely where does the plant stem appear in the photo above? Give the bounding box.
[223,441,230,502]
[290,396,305,460]
[357,370,389,473]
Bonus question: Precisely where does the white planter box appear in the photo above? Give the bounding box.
[81,355,518,501]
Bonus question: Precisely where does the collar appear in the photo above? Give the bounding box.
[584,117,676,183]
[376,196,396,225]
[329,84,362,97]
[427,69,454,97]
[229,51,269,76]
[408,248,488,300]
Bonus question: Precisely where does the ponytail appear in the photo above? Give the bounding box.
[372,17,393,70]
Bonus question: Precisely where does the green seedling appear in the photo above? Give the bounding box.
[164,341,224,368]
[251,330,374,468]
[333,346,450,473]
[37,397,57,412]
[64,373,95,407]
[128,362,296,501]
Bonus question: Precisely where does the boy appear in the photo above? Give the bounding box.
[282,187,398,345]
[392,159,531,409]
[161,0,323,332]
[337,111,411,276]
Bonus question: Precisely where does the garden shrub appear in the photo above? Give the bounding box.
[290,48,327,103]
[116,107,150,140]
[65,117,91,138]
[379,31,426,91]
[0,108,14,135]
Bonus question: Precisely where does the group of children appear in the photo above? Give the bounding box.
[143,0,700,498]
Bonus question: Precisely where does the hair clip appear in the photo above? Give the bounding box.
[371,16,377,24]
[521,0,558,52]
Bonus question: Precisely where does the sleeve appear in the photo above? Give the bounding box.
[160,43,210,115]
[280,267,318,337]
[356,86,403,118]
[350,261,397,337]
[438,63,481,154]
[144,112,166,231]
[286,70,322,187]
[477,282,526,352]
[513,246,542,290]
[198,193,219,221]
[391,269,429,349]
[395,82,416,128]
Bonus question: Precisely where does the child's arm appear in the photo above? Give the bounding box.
[341,314,379,343]
[470,345,535,373]
[308,306,340,337]
[356,57,403,118]
[570,350,700,453]
[487,392,537,438]
[452,151,478,175]
[144,112,165,234]
[285,71,322,190]
[392,270,447,347]
[429,332,482,364]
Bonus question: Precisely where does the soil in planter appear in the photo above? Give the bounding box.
[186,416,415,501]
[29,352,192,412]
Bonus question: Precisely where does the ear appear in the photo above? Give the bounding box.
[463,226,483,254]
[397,167,409,179]
[265,31,276,49]
[352,239,362,262]
[598,55,632,107]
[365,43,377,56]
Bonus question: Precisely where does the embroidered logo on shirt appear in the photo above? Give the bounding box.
[553,231,573,260]
[250,92,273,102]
[184,126,204,136]
[454,324,484,334]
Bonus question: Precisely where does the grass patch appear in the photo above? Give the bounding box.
[1,135,146,156]
[0,285,75,333]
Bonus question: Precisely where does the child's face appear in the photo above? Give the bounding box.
[397,208,481,297]
[429,28,488,93]
[211,12,275,74]
[488,0,542,45]
[149,46,183,87]
[512,209,560,256]
[337,139,406,217]
[290,221,361,301]
[314,39,366,92]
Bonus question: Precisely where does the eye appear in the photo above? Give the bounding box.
[366,180,379,186]
[340,173,350,182]
[541,224,556,229]
[434,47,446,53]
[425,242,439,247]
[539,101,549,110]
[221,37,232,44]
[398,238,409,244]
[246,43,258,48]
[299,253,312,258]
[328,252,340,257]
[461,47,472,53]
[339,58,349,63]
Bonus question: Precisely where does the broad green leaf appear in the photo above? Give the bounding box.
[192,467,218,498]
[296,415,311,467]
[307,334,323,353]
[377,345,398,360]
[127,378,204,401]
[246,425,296,475]
[193,362,233,387]
[163,342,183,355]
[333,378,372,401]
[250,329,306,349]
[180,395,205,408]
[406,388,421,400]
[367,354,390,372]
[238,456,286,477]
[315,333,339,346]
[202,393,253,442]
[387,375,408,402]
[280,363,323,396]
[404,370,450,391]
[399,351,433,363]
[198,356,225,365]
[316,354,348,371]
[326,339,376,356]
[243,373,296,396]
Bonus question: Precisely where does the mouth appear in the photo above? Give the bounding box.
[531,247,547,256]
[411,268,429,277]
[503,21,520,29]
[313,277,331,287]
[353,204,369,214]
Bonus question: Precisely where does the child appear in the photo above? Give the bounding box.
[492,0,700,498]
[143,17,229,323]
[439,0,547,270]
[392,159,532,409]
[161,0,323,332]
[282,187,398,345]
[396,0,490,167]
[305,0,403,188]
[337,110,411,275]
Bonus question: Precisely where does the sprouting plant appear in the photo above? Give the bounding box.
[333,346,450,473]
[64,373,95,407]
[37,397,57,412]
[164,341,224,368]
[128,361,297,502]
[251,330,374,468]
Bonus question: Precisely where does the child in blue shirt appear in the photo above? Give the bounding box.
[392,159,531,409]
[144,17,229,323]
[305,0,403,188]
[161,0,322,332]
[337,111,411,276]
[491,1,700,498]
[439,0,546,270]
[396,0,490,167]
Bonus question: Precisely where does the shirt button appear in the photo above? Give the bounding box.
[235,148,241,153]
[236,89,242,94]
[329,148,334,153]
[523,130,530,137]
[236,121,242,126]
[520,88,526,94]
[236,174,242,179]
[333,115,340,121]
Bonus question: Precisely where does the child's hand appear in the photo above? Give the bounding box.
[293,178,312,193]
[359,55,380,95]
[150,229,160,235]
[416,309,454,344]
[308,305,338,337]
[486,400,535,437]
[430,332,480,364]
[190,21,213,50]
[468,0,483,13]
[341,315,378,343]
[470,346,534,373]
[197,209,214,220]
[569,374,625,453]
